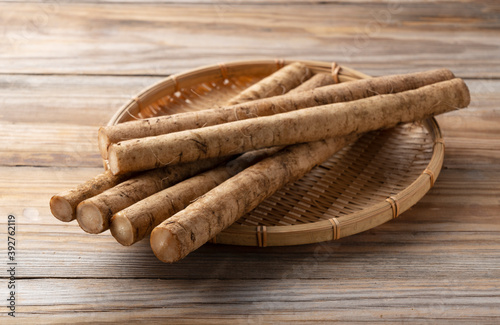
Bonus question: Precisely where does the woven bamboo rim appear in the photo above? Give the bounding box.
[109,59,444,247]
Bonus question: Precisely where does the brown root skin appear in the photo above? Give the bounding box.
[150,136,357,263]
[99,68,454,160]
[110,147,280,246]
[76,157,226,234]
[225,62,312,105]
[49,170,130,222]
[109,78,470,175]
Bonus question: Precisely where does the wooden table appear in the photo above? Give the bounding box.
[1,1,499,323]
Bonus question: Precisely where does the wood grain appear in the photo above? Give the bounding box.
[0,0,499,323]
[0,2,498,76]
[0,74,162,125]
[7,278,500,324]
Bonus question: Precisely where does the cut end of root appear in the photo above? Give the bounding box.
[110,213,135,246]
[49,195,74,222]
[150,226,181,263]
[98,127,111,160]
[107,146,121,176]
[76,201,107,234]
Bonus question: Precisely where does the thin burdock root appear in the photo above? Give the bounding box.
[50,171,131,222]
[76,157,226,234]
[98,62,312,158]
[224,62,312,105]
[288,73,337,94]
[98,69,454,159]
[150,135,358,263]
[108,78,470,175]
[110,147,281,246]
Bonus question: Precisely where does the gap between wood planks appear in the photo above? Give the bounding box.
[0,72,499,79]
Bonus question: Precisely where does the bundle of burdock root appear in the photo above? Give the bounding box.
[50,62,471,263]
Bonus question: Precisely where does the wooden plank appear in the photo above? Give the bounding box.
[4,278,500,324]
[0,74,163,125]
[0,122,102,167]
[0,2,498,76]
[6,228,500,279]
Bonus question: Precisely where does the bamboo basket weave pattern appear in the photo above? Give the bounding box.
[109,60,444,247]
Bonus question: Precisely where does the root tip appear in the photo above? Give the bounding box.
[107,146,121,176]
[98,127,111,160]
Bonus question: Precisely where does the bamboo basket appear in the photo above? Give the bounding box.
[108,59,444,247]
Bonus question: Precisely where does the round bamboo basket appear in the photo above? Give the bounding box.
[108,59,444,247]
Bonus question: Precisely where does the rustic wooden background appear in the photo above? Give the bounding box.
[0,0,499,323]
